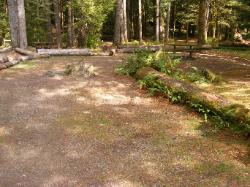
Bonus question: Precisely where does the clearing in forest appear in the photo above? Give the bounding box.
[0,55,249,186]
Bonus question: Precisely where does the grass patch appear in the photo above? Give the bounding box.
[197,161,234,176]
[213,46,250,60]
[13,60,37,69]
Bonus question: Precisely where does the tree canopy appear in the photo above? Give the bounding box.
[0,0,249,48]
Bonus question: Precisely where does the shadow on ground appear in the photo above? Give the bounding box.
[0,56,249,186]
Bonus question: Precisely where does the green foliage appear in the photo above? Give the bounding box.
[185,67,222,84]
[116,50,154,76]
[73,0,115,48]
[117,50,221,84]
[0,0,9,46]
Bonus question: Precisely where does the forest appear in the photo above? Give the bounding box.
[0,0,250,186]
[0,0,250,48]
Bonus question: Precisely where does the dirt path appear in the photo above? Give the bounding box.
[0,56,249,186]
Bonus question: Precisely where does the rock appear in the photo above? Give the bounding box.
[64,62,96,78]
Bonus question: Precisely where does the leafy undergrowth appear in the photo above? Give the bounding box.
[116,50,222,84]
[116,50,250,135]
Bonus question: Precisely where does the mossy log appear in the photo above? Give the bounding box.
[136,67,250,131]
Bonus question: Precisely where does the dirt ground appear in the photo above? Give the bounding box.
[0,55,249,186]
[182,52,250,109]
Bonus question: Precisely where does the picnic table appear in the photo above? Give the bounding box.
[31,42,56,51]
[168,43,211,58]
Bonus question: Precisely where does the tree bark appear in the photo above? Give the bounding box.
[138,0,143,44]
[165,2,171,42]
[38,49,91,56]
[114,0,124,46]
[198,0,210,46]
[7,0,28,49]
[67,2,74,47]
[7,0,19,48]
[123,0,128,43]
[53,0,62,48]
[156,0,160,42]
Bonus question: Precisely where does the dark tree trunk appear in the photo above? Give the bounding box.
[198,0,210,46]
[7,0,27,49]
[114,0,124,46]
[156,0,160,42]
[53,0,62,48]
[165,2,171,42]
[138,0,143,43]
[67,2,74,47]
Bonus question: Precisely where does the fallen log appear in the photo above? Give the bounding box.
[0,54,46,71]
[15,48,49,58]
[37,48,91,56]
[136,67,250,132]
[0,47,12,54]
[117,46,162,53]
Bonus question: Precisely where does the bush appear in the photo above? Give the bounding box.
[116,50,181,76]
[117,50,221,84]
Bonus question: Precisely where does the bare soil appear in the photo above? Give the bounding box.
[0,55,249,186]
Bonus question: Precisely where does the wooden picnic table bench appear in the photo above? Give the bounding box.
[168,43,211,58]
[31,42,56,51]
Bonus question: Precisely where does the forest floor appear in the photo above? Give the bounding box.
[182,51,250,109]
[0,55,249,186]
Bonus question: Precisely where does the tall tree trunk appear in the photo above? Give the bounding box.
[7,0,27,49]
[165,2,171,42]
[173,2,176,40]
[53,0,62,48]
[156,0,160,42]
[44,0,53,43]
[198,0,210,46]
[67,2,74,47]
[123,0,128,43]
[138,0,143,44]
[114,0,124,46]
[17,0,28,49]
[7,0,19,48]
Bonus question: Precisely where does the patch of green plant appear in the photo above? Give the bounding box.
[13,61,37,69]
[116,50,154,76]
[185,67,222,84]
[117,50,221,84]
[116,50,182,77]
[139,75,183,103]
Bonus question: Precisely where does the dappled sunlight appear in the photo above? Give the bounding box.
[38,88,72,98]
[141,161,164,180]
[1,56,249,186]
[42,175,75,187]
[104,179,141,187]
[200,80,250,108]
